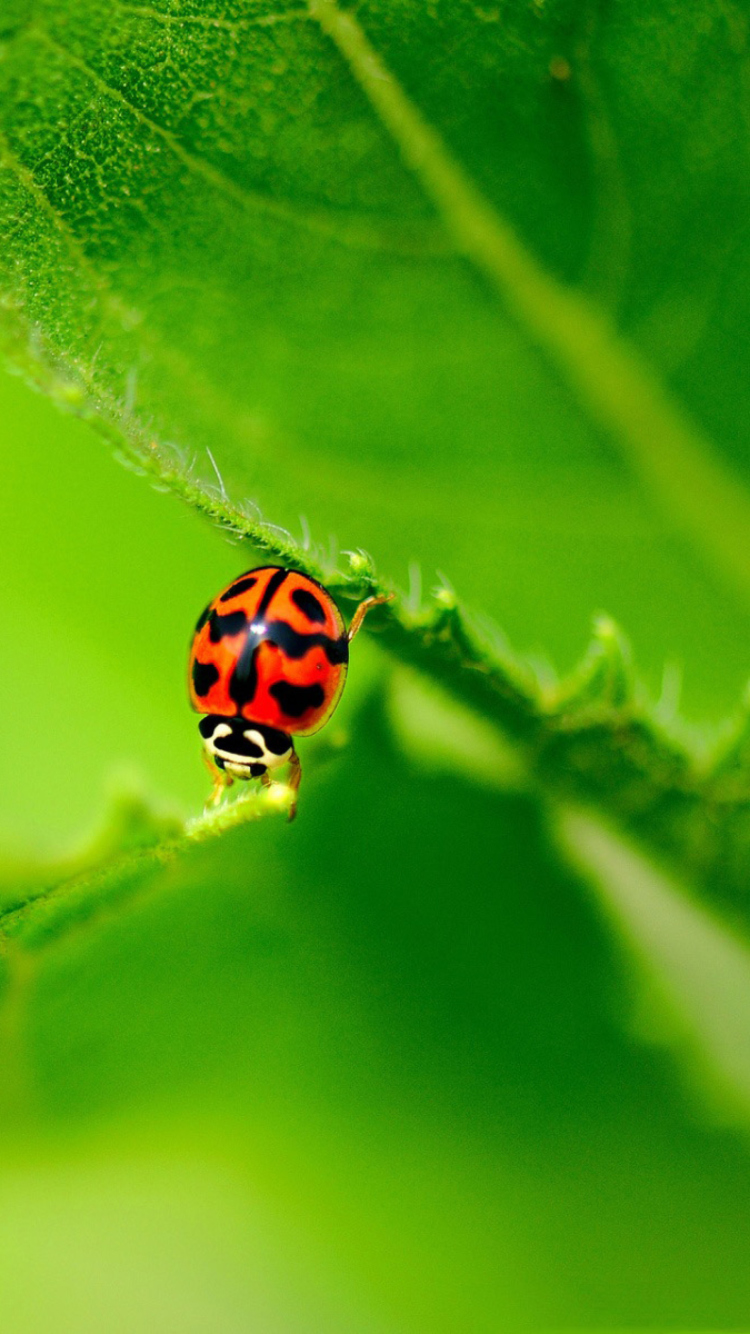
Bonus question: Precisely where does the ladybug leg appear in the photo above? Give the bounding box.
[347,592,393,642]
[259,770,272,788]
[286,748,302,823]
[202,750,232,809]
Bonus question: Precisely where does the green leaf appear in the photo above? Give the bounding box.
[3,4,750,1328]
[4,0,750,909]
[3,0,750,712]
[560,806,750,1130]
[4,693,750,1330]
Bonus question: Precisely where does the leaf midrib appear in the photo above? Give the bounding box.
[308,0,750,605]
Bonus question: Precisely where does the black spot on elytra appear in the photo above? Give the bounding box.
[270,680,325,718]
[266,620,349,665]
[194,604,211,634]
[224,585,346,712]
[208,609,247,643]
[228,637,260,709]
[221,572,289,711]
[219,576,257,603]
[257,567,289,617]
[292,587,327,625]
[192,659,219,696]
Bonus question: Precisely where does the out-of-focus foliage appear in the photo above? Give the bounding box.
[2,1,750,1329]
[6,646,750,1330]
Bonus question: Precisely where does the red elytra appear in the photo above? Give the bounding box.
[188,565,389,818]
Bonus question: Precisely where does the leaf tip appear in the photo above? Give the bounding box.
[555,614,634,714]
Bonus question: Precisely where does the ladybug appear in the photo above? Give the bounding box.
[188,566,390,819]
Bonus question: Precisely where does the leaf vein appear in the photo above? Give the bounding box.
[308,0,750,605]
[115,2,310,31]
[30,23,450,257]
[0,128,142,328]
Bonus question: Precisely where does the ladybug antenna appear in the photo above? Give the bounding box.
[347,592,394,642]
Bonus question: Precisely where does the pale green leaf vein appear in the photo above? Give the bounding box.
[116,2,310,31]
[30,22,451,257]
[0,129,291,451]
[308,0,750,605]
[0,129,140,326]
[574,0,632,310]
[561,806,750,1128]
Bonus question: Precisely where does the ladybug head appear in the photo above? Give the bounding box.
[198,715,292,780]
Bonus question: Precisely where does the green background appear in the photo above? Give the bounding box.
[3,347,750,1331]
[3,0,750,1329]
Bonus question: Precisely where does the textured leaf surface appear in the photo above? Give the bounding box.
[2,0,750,709]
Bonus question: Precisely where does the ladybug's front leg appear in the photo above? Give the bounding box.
[202,750,232,810]
[347,592,393,642]
[287,748,302,823]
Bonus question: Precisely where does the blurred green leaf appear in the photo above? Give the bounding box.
[4,693,750,1330]
[560,806,750,1129]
